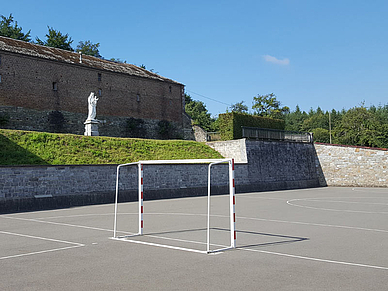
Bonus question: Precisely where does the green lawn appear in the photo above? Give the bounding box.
[0,129,223,165]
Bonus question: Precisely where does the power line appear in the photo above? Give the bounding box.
[186,90,231,107]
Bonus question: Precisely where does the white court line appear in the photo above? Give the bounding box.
[9,211,388,235]
[0,230,85,261]
[287,197,388,214]
[237,196,287,201]
[4,211,388,269]
[234,215,388,233]
[295,199,388,206]
[133,212,388,234]
[3,202,112,217]
[2,216,116,233]
[111,237,208,254]
[27,213,116,220]
[113,232,388,269]
[240,248,388,271]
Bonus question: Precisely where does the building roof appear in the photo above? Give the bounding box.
[0,36,182,85]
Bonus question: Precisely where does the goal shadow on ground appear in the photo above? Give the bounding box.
[143,227,309,249]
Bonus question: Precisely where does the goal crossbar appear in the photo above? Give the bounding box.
[113,158,236,254]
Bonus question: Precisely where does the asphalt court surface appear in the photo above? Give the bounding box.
[0,187,387,290]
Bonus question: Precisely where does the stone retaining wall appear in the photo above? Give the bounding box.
[0,139,322,213]
[0,106,184,139]
[314,143,388,187]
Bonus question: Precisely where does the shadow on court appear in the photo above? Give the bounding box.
[1,187,387,290]
[141,227,309,249]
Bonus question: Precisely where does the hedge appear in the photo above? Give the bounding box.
[218,112,285,140]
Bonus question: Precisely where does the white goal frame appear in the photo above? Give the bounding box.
[112,159,236,254]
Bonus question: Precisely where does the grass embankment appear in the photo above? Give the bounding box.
[0,129,223,165]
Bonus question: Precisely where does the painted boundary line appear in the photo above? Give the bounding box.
[287,197,388,214]
[0,230,85,261]
[240,248,388,270]
[111,237,207,254]
[2,208,388,269]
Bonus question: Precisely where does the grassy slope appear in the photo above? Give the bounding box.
[0,129,223,165]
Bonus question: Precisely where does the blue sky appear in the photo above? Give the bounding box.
[2,1,388,116]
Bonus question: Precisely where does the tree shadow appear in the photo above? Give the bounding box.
[0,134,48,165]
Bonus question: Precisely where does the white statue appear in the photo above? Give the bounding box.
[87,92,98,121]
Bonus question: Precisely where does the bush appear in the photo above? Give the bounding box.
[48,110,65,133]
[158,120,173,139]
[313,128,330,143]
[218,112,285,140]
[125,117,144,138]
[0,113,10,126]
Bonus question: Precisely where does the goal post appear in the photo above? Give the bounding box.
[113,158,236,254]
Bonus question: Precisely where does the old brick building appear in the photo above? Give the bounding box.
[0,36,191,139]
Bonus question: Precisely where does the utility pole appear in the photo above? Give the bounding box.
[329,111,332,144]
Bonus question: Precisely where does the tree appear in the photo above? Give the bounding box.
[35,27,73,51]
[76,40,101,57]
[0,14,31,41]
[184,94,216,131]
[300,109,329,132]
[252,93,289,119]
[285,105,308,131]
[229,101,248,113]
[335,106,383,147]
[312,128,330,143]
[109,58,127,64]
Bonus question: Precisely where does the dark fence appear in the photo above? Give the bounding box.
[242,127,313,143]
[207,132,222,141]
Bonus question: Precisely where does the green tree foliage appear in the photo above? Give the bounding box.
[335,106,383,147]
[284,104,388,147]
[109,58,127,64]
[76,40,101,57]
[312,128,330,143]
[218,112,285,140]
[301,107,329,132]
[184,94,216,131]
[252,93,290,119]
[229,101,248,113]
[0,14,31,41]
[285,105,308,131]
[36,27,74,51]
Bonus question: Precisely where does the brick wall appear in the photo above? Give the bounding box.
[314,143,388,187]
[0,50,186,137]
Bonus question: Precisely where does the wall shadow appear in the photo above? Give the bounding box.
[0,134,48,165]
[312,144,327,187]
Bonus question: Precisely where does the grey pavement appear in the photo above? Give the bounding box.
[0,187,387,290]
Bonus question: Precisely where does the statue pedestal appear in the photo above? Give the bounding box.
[84,120,99,136]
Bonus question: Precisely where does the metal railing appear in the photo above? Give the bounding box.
[206,132,222,141]
[242,127,313,143]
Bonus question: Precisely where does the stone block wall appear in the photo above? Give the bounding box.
[0,163,232,213]
[207,139,248,163]
[314,143,388,187]
[0,139,323,212]
[193,125,208,142]
[243,140,322,190]
[0,106,184,139]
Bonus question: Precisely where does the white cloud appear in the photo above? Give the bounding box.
[263,55,290,66]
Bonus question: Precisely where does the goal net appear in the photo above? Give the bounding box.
[112,159,236,254]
